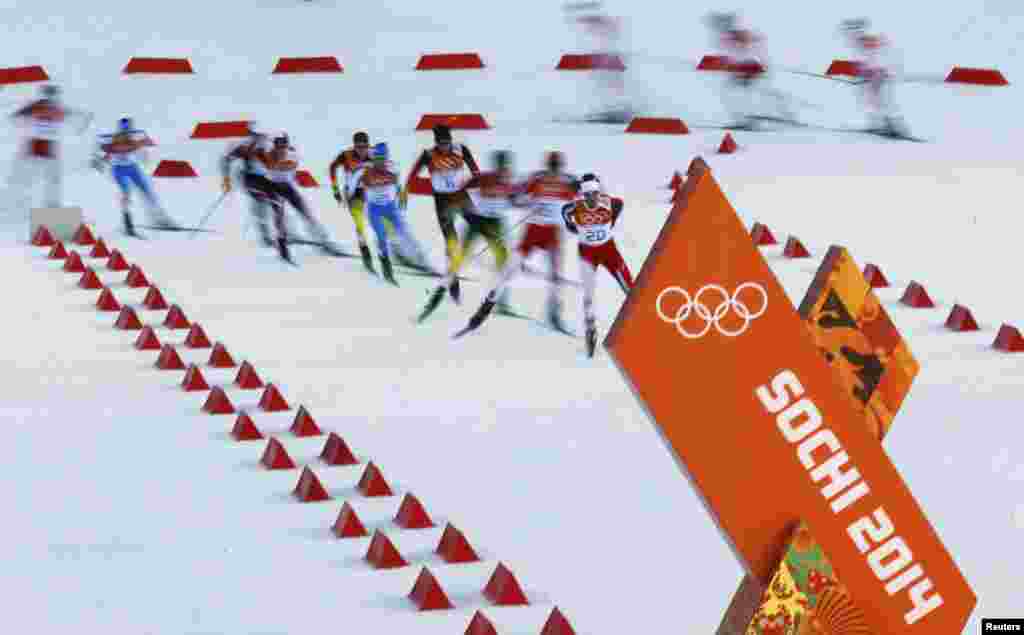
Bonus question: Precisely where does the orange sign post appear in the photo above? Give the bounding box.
[604,158,975,634]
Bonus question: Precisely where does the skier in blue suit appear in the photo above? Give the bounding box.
[93,117,179,236]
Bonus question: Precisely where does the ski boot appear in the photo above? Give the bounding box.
[585,319,598,358]
[380,255,398,286]
[359,243,376,274]
[276,237,294,264]
[122,212,138,237]
[453,296,497,338]
[418,285,447,323]
[448,277,461,304]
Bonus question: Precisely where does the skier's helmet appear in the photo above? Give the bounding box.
[40,84,59,99]
[546,150,564,172]
[580,178,601,203]
[353,131,369,145]
[273,133,289,148]
[433,124,452,145]
[493,150,512,172]
[118,117,133,132]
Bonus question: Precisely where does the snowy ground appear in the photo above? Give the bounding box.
[0,1,1021,633]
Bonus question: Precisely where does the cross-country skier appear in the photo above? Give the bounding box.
[454,151,577,338]
[418,149,522,322]
[839,18,909,137]
[705,13,795,129]
[562,176,633,357]
[357,142,435,286]
[329,131,375,271]
[403,124,481,303]
[265,133,345,262]
[7,84,91,216]
[221,123,281,247]
[92,117,180,236]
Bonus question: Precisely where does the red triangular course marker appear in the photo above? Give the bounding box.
[782,236,810,258]
[78,267,102,289]
[88,238,111,259]
[134,326,161,351]
[63,251,85,272]
[155,344,186,370]
[96,287,121,312]
[541,607,577,635]
[234,361,264,389]
[114,306,143,330]
[749,222,777,246]
[408,567,454,611]
[718,132,738,154]
[365,529,408,569]
[72,224,96,246]
[899,281,935,308]
[181,364,210,391]
[945,304,979,332]
[293,466,331,502]
[125,264,150,288]
[332,502,369,538]
[31,225,55,247]
[260,437,296,469]
[201,386,235,414]
[143,286,168,310]
[48,241,68,259]
[435,523,480,564]
[993,324,1024,352]
[357,462,393,497]
[184,323,212,348]
[465,611,498,635]
[258,383,290,412]
[201,343,233,369]
[394,493,434,529]
[862,263,889,288]
[106,249,129,271]
[231,412,264,441]
[163,304,190,329]
[483,562,529,606]
[668,171,683,190]
[290,405,322,437]
[320,432,358,466]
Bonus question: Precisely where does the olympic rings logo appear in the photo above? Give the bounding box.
[655,283,768,338]
[579,211,609,225]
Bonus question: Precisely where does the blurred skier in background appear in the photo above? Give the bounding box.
[564,2,634,123]
[6,84,91,217]
[92,117,180,236]
[705,12,796,129]
[839,18,909,137]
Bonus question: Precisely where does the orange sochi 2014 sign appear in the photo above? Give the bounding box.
[604,158,975,634]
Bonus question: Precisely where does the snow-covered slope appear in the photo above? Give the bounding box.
[0,1,1020,633]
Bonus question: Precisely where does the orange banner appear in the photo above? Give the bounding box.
[604,158,974,634]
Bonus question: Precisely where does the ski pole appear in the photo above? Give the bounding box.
[190,191,228,239]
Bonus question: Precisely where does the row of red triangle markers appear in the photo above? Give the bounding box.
[30,222,579,635]
[746,221,1024,351]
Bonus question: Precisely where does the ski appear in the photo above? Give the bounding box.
[397,267,474,283]
[137,225,218,234]
[284,238,358,257]
[494,308,578,338]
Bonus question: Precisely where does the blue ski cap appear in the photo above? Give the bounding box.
[372,142,389,160]
[118,117,133,132]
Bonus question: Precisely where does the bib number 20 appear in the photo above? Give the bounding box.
[585,229,607,243]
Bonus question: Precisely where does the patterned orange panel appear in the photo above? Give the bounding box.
[745,521,872,635]
[797,245,919,441]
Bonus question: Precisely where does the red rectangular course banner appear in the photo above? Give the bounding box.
[604,158,975,634]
